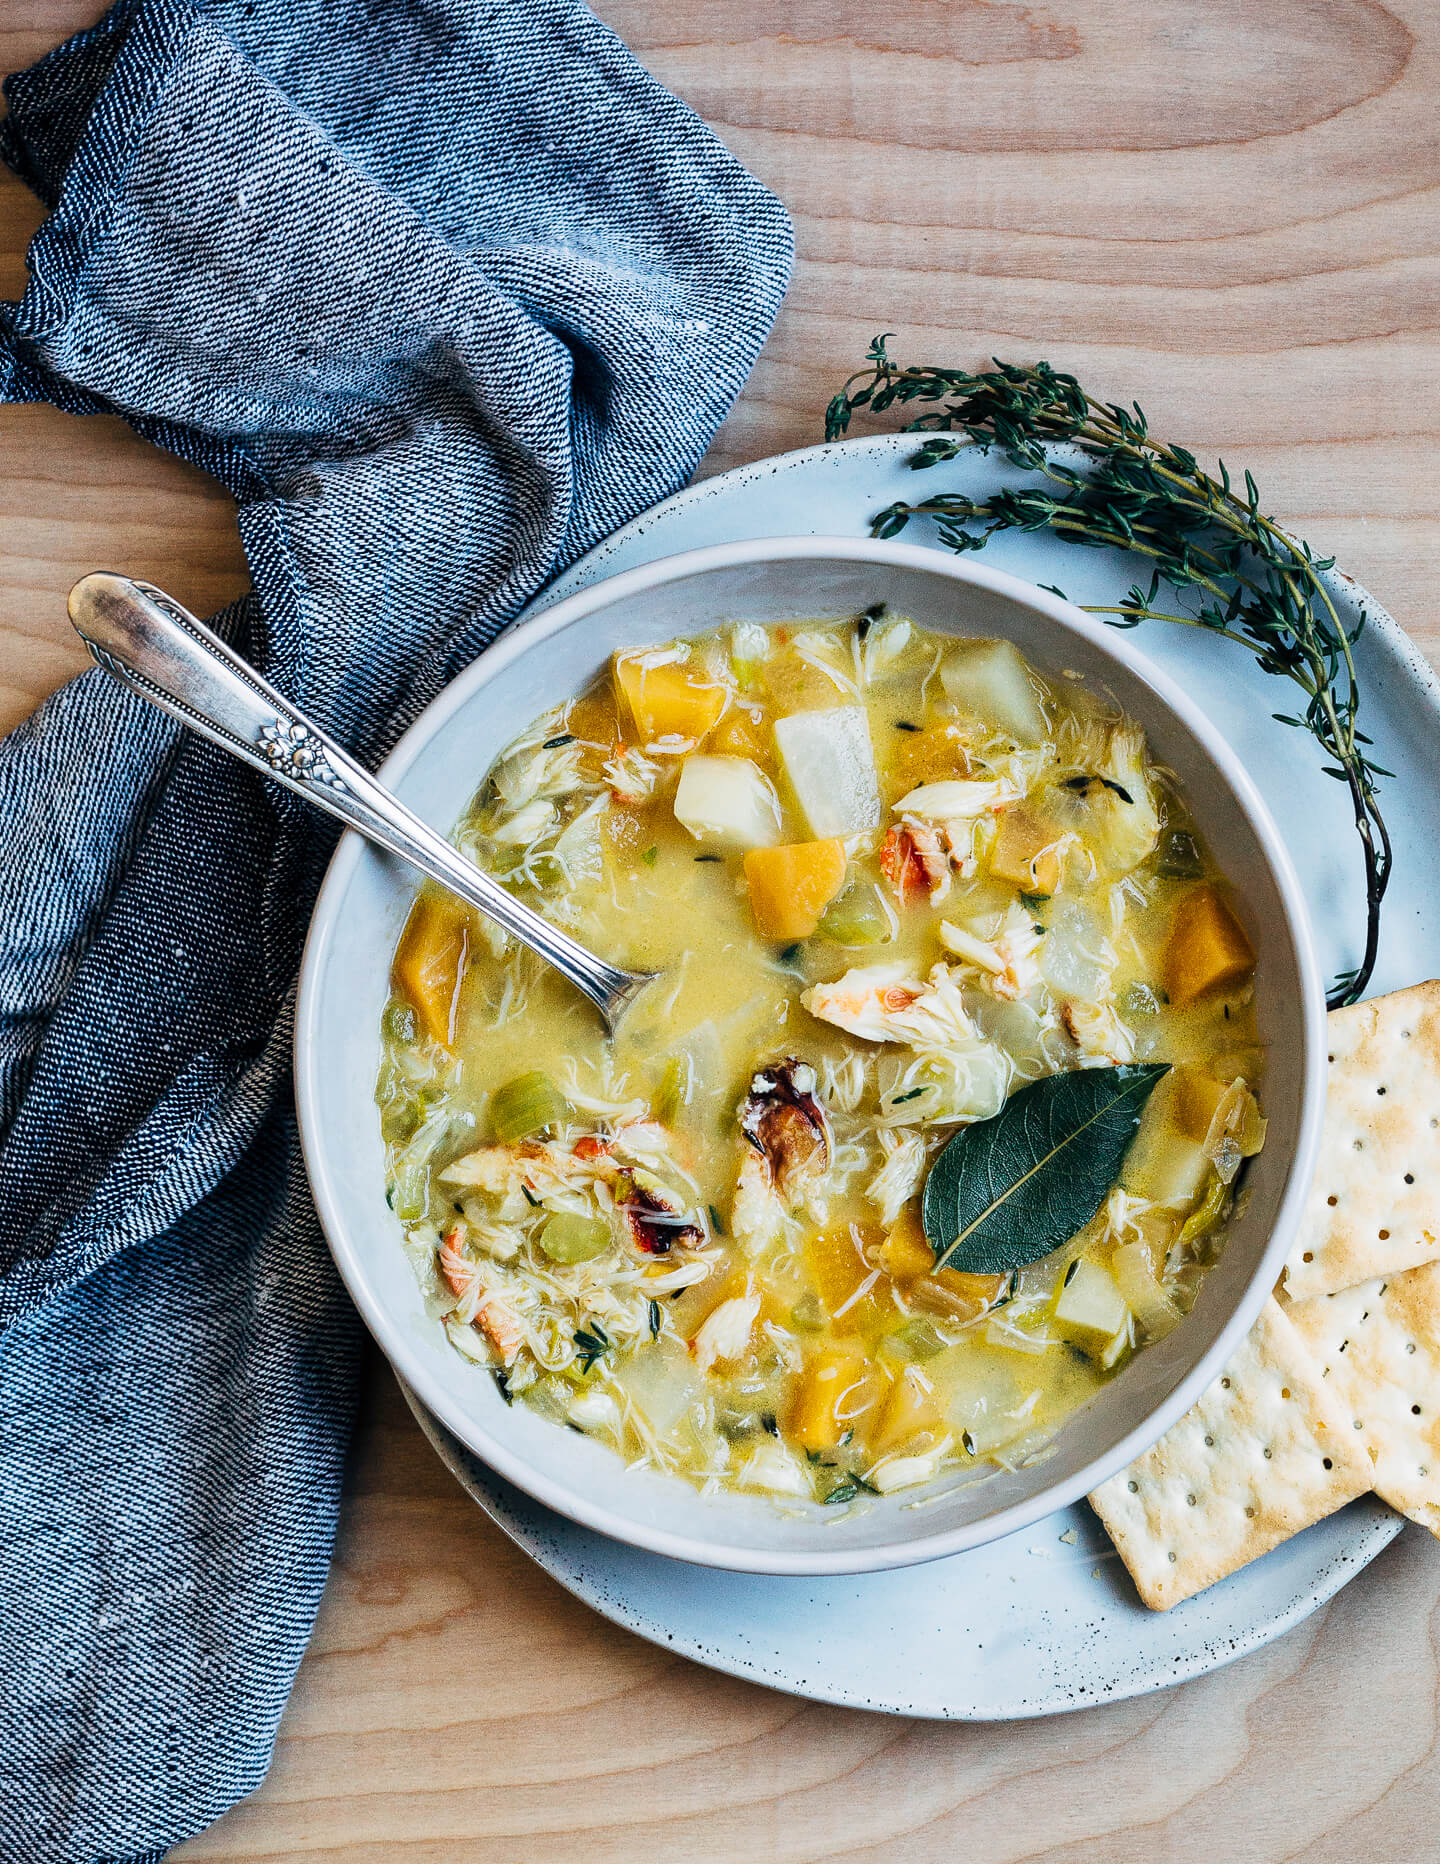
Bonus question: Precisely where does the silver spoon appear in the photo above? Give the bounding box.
[67,573,656,1034]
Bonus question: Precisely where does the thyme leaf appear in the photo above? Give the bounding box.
[574,1323,612,1374]
[826,340,1391,1006]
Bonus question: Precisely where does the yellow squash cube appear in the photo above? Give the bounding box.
[392,893,471,1047]
[877,1205,935,1282]
[871,1364,943,1454]
[613,651,727,744]
[742,838,848,940]
[1164,885,1255,1007]
[787,1342,877,1452]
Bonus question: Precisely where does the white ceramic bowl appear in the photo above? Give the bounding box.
[296,537,1326,1575]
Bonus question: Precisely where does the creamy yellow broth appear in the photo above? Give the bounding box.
[377,612,1265,1508]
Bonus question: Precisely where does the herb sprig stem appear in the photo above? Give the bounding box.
[826,339,1390,1005]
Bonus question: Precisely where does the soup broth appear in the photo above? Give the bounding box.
[378,612,1264,1507]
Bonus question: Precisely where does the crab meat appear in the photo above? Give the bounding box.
[733,1149,788,1252]
[731,1059,831,1251]
[603,742,661,803]
[866,1128,929,1226]
[892,779,1018,819]
[938,907,1044,1002]
[691,1291,762,1373]
[804,961,987,1053]
[613,1167,703,1256]
[740,1059,830,1199]
[881,823,927,904]
[438,1231,526,1366]
[1061,999,1136,1066]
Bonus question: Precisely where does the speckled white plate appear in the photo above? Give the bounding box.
[401,432,1440,1717]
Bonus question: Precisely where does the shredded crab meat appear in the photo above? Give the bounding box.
[731,1059,832,1251]
[866,1128,929,1226]
[1061,999,1136,1065]
[691,1291,762,1373]
[439,1233,527,1365]
[604,743,662,802]
[938,905,1044,1002]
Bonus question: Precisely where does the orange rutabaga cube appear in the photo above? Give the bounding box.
[786,1342,881,1452]
[742,838,847,939]
[392,892,471,1046]
[613,651,727,745]
[1164,885,1255,1007]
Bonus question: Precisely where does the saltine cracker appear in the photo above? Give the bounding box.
[1089,1299,1372,1609]
[1287,1261,1440,1536]
[1284,980,1440,1300]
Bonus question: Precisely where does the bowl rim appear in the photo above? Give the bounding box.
[295,533,1328,1575]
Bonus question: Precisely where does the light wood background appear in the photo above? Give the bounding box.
[6,1,1440,1857]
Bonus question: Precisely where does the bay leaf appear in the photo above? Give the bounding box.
[920,1063,1170,1276]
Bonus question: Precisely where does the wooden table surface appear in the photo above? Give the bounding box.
[6,2,1440,1857]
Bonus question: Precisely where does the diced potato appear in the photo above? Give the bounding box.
[1120,1064,1227,1207]
[787,1342,876,1451]
[878,1205,935,1281]
[941,638,1046,743]
[1164,885,1256,1007]
[743,838,848,940]
[1052,1258,1130,1348]
[871,1364,943,1454]
[773,706,880,837]
[1110,1242,1181,1340]
[673,754,781,851]
[989,804,1061,895]
[940,1345,1036,1454]
[611,1337,704,1437]
[710,707,768,759]
[613,650,728,744]
[392,893,471,1046]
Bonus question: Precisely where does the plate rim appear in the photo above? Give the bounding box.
[401,1377,1405,1722]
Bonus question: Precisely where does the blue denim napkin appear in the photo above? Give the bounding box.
[0,3,791,1855]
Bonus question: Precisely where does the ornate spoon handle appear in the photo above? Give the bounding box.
[67,574,654,1033]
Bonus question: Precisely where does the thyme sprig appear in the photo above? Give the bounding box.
[826,338,1391,1006]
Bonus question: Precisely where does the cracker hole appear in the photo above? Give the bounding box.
[1414,1405,1423,1416]
[1204,1435,1215,1448]
[1380,1229,1391,1240]
[1221,1377,1231,1389]
[1245,1506,1257,1518]
[1264,1447,1273,1458]
[1186,1493,1197,1506]
[1407,1343,1418,1354]
[1326,1195,1338,1207]
[1127,1480,1138,1493]
[1354,1419,1365,1430]
[1323,1458,1333,1470]
[1354,1139,1365,1151]
[1303,1251,1314,1262]
[1168,1551,1177,1563]
[1406,1174,1416,1185]
[1378,1085,1387,1096]
[1280,1388,1291,1400]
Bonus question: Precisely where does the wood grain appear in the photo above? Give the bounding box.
[4,0,1440,1857]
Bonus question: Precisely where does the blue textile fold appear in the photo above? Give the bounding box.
[0,3,791,1856]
